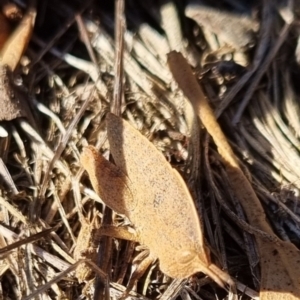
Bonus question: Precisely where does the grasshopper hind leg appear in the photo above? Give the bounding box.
[120,249,156,299]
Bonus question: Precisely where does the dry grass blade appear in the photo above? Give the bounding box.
[0,158,18,195]
[22,259,109,300]
[0,225,60,255]
[39,87,96,199]
[112,0,125,116]
[232,21,292,124]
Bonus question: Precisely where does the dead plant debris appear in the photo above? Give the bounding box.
[0,0,300,300]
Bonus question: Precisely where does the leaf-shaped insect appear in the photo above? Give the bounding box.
[80,113,234,293]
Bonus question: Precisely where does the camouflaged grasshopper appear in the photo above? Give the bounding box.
[80,113,234,295]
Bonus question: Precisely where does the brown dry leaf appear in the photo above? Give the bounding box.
[185,3,258,50]
[0,8,36,122]
[0,11,11,50]
[0,65,29,121]
[80,113,235,293]
[168,51,300,300]
[0,8,36,71]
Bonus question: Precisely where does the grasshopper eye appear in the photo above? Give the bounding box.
[178,250,195,264]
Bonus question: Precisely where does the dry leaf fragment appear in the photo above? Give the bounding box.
[0,8,36,122]
[2,3,23,22]
[0,8,36,71]
[0,65,30,121]
[0,11,11,49]
[81,113,235,295]
[185,3,258,50]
